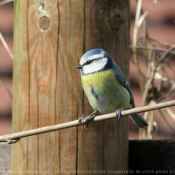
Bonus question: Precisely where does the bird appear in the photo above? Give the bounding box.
[76,48,148,128]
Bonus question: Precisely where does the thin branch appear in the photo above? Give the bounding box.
[137,0,157,27]
[1,100,175,144]
[164,108,175,121]
[159,109,175,133]
[132,0,144,91]
[156,44,175,71]
[0,78,13,98]
[0,0,14,6]
[130,46,175,55]
[150,37,174,48]
[0,32,14,60]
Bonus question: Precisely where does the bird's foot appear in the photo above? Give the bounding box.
[116,108,122,120]
[78,111,96,130]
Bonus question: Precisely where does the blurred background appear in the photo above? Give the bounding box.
[0,0,175,139]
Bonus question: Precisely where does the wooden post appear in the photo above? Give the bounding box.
[13,0,129,174]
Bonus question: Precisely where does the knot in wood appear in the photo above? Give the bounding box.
[110,15,121,30]
[39,16,50,30]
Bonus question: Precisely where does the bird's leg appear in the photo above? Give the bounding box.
[116,108,122,120]
[78,111,97,130]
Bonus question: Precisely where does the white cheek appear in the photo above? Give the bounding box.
[82,58,108,74]
[83,64,98,74]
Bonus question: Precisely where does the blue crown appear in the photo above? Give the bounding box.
[82,48,104,59]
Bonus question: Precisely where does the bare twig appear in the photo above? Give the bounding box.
[137,0,157,27]
[130,46,175,55]
[0,0,14,6]
[0,32,13,59]
[159,109,175,133]
[0,100,175,144]
[132,0,144,91]
[164,108,175,121]
[156,44,175,71]
[132,0,175,139]
[0,78,13,98]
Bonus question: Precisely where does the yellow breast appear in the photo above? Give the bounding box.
[81,70,131,114]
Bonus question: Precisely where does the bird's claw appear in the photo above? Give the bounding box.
[78,112,96,130]
[116,108,122,120]
[78,115,86,124]
[78,115,90,130]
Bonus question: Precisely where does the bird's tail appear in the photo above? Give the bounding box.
[130,113,148,128]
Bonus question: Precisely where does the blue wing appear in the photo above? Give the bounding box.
[113,67,135,108]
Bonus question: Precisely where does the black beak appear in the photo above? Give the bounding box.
[75,64,82,69]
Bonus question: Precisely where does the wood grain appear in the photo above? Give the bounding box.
[13,0,59,174]
[13,0,129,174]
[78,0,129,174]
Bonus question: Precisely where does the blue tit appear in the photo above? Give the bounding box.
[76,48,148,128]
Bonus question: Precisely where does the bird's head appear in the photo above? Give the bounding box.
[76,48,115,75]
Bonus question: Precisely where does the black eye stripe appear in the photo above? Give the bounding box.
[84,58,101,65]
[86,60,93,64]
[84,60,93,66]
